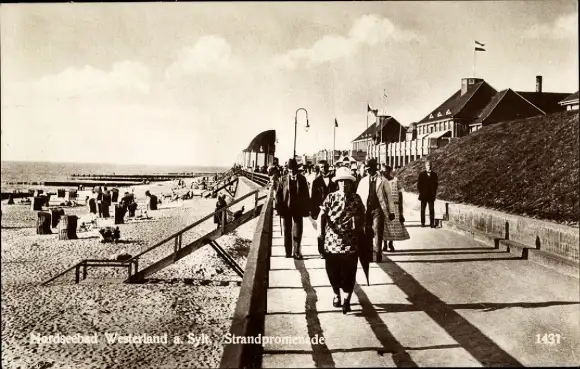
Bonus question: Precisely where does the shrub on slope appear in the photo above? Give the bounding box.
[397,111,579,225]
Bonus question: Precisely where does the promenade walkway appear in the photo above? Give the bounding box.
[262,211,579,367]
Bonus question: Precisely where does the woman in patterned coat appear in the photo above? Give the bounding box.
[317,167,366,314]
[378,166,410,252]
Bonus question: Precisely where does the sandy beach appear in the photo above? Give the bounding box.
[1,177,258,368]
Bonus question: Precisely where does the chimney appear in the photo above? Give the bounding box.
[536,76,543,93]
[461,77,484,95]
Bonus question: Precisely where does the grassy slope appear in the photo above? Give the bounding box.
[397,111,579,226]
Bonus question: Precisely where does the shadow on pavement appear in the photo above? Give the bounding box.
[354,284,419,367]
[377,258,523,367]
[392,256,523,263]
[371,301,580,313]
[386,250,509,257]
[293,259,336,368]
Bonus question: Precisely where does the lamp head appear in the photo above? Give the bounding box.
[305,118,310,132]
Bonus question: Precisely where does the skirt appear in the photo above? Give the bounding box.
[383,203,410,241]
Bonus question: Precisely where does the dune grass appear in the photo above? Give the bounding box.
[397,111,579,226]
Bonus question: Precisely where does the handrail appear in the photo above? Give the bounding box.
[128,188,261,262]
[41,262,82,286]
[42,258,137,286]
[219,185,275,368]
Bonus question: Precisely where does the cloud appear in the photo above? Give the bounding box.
[2,61,151,107]
[273,14,418,69]
[164,35,241,81]
[524,13,578,39]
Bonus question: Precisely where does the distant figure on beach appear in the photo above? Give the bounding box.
[88,192,97,214]
[418,160,438,228]
[120,191,137,217]
[145,190,158,210]
[317,167,365,314]
[275,158,310,259]
[214,194,227,227]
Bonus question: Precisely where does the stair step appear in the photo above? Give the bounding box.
[442,221,502,248]
[497,239,535,258]
[527,248,579,278]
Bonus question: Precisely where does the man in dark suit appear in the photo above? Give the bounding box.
[275,158,311,259]
[418,160,439,228]
[310,160,338,258]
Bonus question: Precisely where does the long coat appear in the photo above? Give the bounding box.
[275,173,310,217]
[310,175,338,219]
[356,174,395,214]
[418,171,439,201]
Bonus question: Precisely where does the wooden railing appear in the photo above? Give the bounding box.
[41,259,137,286]
[235,169,270,187]
[126,189,263,265]
[219,185,275,368]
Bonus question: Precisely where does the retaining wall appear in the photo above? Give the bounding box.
[402,191,579,264]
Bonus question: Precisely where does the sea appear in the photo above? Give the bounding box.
[1,161,228,191]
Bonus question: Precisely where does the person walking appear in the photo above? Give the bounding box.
[418,160,439,228]
[317,167,365,314]
[310,160,338,258]
[379,166,410,252]
[275,158,310,259]
[356,158,395,262]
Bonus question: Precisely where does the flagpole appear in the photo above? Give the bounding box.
[333,122,336,166]
[473,47,476,77]
[366,101,369,130]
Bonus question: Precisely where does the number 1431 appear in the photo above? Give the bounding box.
[536,333,562,345]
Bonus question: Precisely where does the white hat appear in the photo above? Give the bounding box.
[333,167,356,182]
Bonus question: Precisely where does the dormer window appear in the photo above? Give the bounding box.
[446,109,451,115]
[437,112,442,117]
[429,113,434,119]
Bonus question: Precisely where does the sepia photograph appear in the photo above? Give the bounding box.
[1,1,578,368]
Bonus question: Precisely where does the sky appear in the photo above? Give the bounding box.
[1,1,578,167]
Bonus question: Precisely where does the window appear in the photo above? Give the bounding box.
[430,126,434,133]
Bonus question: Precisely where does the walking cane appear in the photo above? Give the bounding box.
[279,216,282,236]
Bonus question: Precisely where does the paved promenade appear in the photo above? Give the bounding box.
[262,211,579,367]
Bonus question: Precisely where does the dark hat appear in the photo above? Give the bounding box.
[288,158,298,170]
[365,158,377,167]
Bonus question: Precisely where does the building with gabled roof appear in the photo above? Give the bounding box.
[559,91,579,111]
[417,78,498,138]
[469,89,545,131]
[351,115,406,153]
[468,77,571,132]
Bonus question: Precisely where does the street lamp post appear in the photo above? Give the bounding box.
[294,108,310,159]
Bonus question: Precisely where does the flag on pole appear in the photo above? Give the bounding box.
[475,40,485,51]
[367,104,378,116]
[335,118,338,127]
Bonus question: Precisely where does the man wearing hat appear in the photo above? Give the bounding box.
[275,158,311,259]
[310,160,338,258]
[356,158,395,262]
